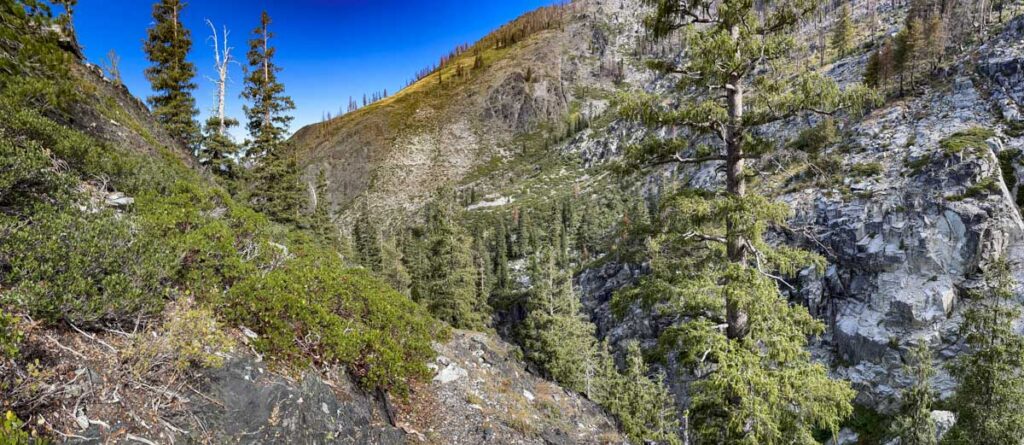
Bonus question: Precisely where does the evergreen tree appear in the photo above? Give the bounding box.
[380,237,411,297]
[200,116,240,177]
[354,209,383,272]
[143,0,200,148]
[944,259,1024,444]
[247,143,305,224]
[593,342,682,445]
[519,246,597,390]
[494,219,511,293]
[416,190,489,329]
[831,4,854,58]
[241,11,295,160]
[618,1,876,442]
[310,169,335,241]
[240,11,303,224]
[892,343,938,445]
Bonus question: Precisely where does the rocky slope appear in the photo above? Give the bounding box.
[291,0,1024,440]
[1,24,621,445]
[290,0,647,220]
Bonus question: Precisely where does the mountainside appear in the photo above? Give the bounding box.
[290,0,645,220]
[0,6,621,444]
[292,0,1024,442]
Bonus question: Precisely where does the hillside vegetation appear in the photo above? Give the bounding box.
[0,3,442,438]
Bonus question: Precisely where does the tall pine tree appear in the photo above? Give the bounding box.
[241,11,303,224]
[944,259,1024,444]
[892,343,938,445]
[241,11,295,160]
[617,1,876,442]
[143,0,200,148]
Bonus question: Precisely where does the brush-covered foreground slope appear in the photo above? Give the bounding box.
[296,0,1024,442]
[0,11,620,445]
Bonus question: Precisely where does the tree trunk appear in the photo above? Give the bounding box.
[725,25,749,340]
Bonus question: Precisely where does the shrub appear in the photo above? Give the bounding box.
[851,162,884,177]
[221,256,442,392]
[125,301,234,378]
[941,127,996,157]
[0,310,22,359]
[790,118,839,157]
[0,206,172,327]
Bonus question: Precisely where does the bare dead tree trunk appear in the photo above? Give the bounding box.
[206,20,233,137]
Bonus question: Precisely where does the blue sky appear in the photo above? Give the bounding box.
[72,0,556,139]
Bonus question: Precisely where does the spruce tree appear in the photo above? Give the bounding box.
[594,342,682,445]
[417,190,489,329]
[519,245,597,390]
[354,208,383,272]
[380,237,411,297]
[241,11,303,224]
[310,169,335,241]
[831,4,854,58]
[247,144,306,225]
[618,1,876,442]
[241,11,295,160]
[944,259,1024,444]
[143,0,200,148]
[200,116,240,177]
[892,343,938,445]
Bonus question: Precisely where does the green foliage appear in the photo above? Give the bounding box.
[831,4,854,58]
[223,260,441,391]
[947,176,1000,202]
[144,0,200,147]
[406,189,490,329]
[354,208,383,272]
[246,144,307,225]
[241,11,295,159]
[592,342,681,445]
[997,148,1020,193]
[199,116,241,177]
[1,206,173,327]
[519,246,597,390]
[0,0,74,112]
[0,411,38,445]
[789,118,840,157]
[892,343,938,445]
[0,310,22,359]
[944,258,1024,444]
[851,162,884,177]
[940,128,996,157]
[0,39,440,399]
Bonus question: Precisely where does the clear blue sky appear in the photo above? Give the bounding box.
[72,0,556,139]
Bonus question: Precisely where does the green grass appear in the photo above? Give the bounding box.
[940,127,996,157]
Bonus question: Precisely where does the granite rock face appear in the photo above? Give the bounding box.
[566,12,1024,417]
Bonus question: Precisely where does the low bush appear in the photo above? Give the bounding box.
[941,127,996,157]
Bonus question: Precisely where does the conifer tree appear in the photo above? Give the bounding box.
[944,259,1024,444]
[494,220,511,293]
[354,209,383,272]
[892,343,938,445]
[380,237,411,297]
[618,1,875,442]
[593,342,682,445]
[143,0,200,148]
[241,11,304,224]
[415,190,489,329]
[241,11,295,160]
[519,246,597,390]
[832,4,854,58]
[310,169,335,241]
[247,144,305,224]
